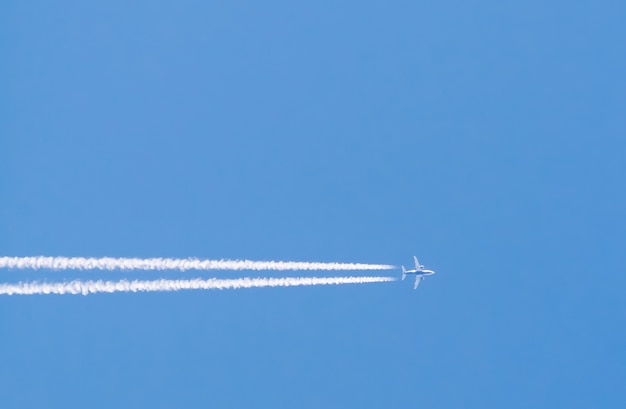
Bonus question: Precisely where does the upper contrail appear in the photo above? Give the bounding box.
[0,276,397,296]
[0,256,395,272]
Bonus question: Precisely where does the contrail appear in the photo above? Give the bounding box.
[0,256,395,272]
[0,276,396,296]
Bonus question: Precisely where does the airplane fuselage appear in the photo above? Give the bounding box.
[404,269,435,277]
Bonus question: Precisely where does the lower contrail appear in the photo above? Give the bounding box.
[0,256,395,272]
[0,276,396,296]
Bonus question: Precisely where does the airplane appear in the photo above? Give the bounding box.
[401,256,435,289]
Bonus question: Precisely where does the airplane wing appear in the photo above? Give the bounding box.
[413,256,422,270]
[414,276,423,289]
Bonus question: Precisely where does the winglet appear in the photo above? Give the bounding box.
[401,266,406,280]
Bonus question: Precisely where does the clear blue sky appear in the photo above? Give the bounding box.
[2,1,625,407]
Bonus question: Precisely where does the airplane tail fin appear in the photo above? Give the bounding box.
[401,266,406,280]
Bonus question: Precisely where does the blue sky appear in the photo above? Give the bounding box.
[2,1,625,407]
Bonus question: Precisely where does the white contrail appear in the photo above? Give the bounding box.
[0,256,395,272]
[0,276,396,296]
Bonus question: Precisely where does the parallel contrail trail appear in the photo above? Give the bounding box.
[0,276,396,296]
[0,256,395,272]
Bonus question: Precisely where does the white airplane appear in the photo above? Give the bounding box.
[401,256,435,289]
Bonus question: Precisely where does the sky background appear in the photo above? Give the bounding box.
[1,1,625,407]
